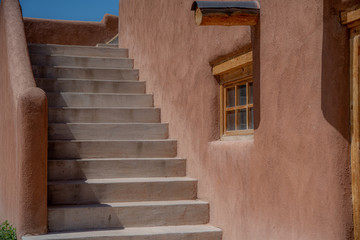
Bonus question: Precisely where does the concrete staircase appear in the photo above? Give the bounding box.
[23,44,222,240]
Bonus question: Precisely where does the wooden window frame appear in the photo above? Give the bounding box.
[220,77,254,137]
[213,51,254,138]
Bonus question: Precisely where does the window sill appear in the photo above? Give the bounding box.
[220,134,254,141]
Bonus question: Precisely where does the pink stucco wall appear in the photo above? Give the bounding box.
[119,0,357,239]
[0,0,47,237]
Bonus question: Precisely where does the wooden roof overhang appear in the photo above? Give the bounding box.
[191,1,260,26]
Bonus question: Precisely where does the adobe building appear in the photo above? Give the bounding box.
[1,0,360,239]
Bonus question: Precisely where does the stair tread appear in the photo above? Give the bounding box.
[48,177,196,185]
[35,65,137,71]
[28,43,128,50]
[31,54,131,60]
[46,92,151,96]
[22,225,221,240]
[49,107,158,109]
[49,123,167,125]
[48,139,175,142]
[49,200,207,209]
[48,157,182,161]
[36,78,142,82]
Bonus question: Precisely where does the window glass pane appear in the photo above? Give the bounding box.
[249,82,253,104]
[249,107,254,129]
[226,87,235,107]
[237,84,246,106]
[237,109,247,130]
[226,111,235,131]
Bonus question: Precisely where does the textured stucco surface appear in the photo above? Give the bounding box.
[119,0,357,239]
[24,14,118,46]
[0,0,47,237]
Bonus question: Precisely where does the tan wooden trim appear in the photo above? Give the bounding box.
[246,82,250,129]
[225,106,247,111]
[106,34,119,44]
[223,76,253,87]
[348,19,360,29]
[350,25,360,39]
[342,8,360,26]
[351,34,360,240]
[220,85,224,136]
[213,51,253,76]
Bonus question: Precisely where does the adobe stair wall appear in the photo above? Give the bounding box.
[0,0,47,237]
[118,0,357,239]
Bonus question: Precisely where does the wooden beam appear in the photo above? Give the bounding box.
[195,7,259,26]
[213,51,253,76]
[347,19,360,29]
[191,1,260,26]
[342,8,360,26]
[350,34,360,240]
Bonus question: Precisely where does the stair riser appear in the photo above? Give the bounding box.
[49,123,168,140]
[48,203,208,232]
[33,67,139,80]
[48,108,161,123]
[48,181,197,204]
[48,140,177,159]
[36,79,146,94]
[28,45,128,58]
[30,55,133,68]
[47,93,153,108]
[48,159,186,180]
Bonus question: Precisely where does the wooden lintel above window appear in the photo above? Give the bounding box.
[191,1,260,26]
[341,7,360,28]
[212,51,253,76]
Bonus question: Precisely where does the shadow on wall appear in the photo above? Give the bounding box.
[321,1,358,239]
[252,20,261,130]
[321,0,356,142]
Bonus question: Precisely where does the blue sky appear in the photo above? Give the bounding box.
[17,0,119,22]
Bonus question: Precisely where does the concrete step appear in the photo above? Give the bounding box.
[48,107,161,123]
[22,225,222,240]
[28,44,128,58]
[48,201,208,232]
[48,158,186,180]
[48,123,168,140]
[36,78,146,94]
[48,178,197,205]
[48,140,177,159]
[30,54,133,68]
[46,93,153,108]
[32,66,139,80]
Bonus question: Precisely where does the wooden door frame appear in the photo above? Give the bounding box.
[342,9,360,240]
[350,32,360,240]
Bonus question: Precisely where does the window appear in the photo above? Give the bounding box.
[222,78,253,135]
[213,51,254,137]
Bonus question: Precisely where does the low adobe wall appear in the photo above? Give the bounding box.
[24,14,118,46]
[0,0,47,237]
[119,0,356,239]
